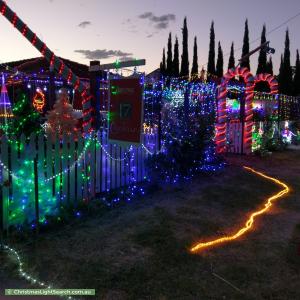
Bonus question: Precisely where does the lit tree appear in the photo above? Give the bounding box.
[180,17,189,77]
[216,41,224,78]
[191,36,199,79]
[173,36,180,77]
[46,88,78,140]
[207,21,216,77]
[256,24,267,74]
[11,90,41,137]
[241,19,250,70]
[228,42,235,70]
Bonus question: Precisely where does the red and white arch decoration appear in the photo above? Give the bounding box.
[254,73,278,94]
[216,67,255,154]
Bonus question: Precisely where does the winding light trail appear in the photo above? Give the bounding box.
[190,166,290,253]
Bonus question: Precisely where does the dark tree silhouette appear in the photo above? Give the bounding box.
[256,24,267,74]
[160,48,166,75]
[180,17,189,77]
[207,21,216,77]
[191,36,199,78]
[241,19,250,70]
[293,49,300,96]
[216,41,224,78]
[228,42,235,70]
[172,36,180,77]
[279,30,293,95]
[167,32,173,76]
[266,56,273,75]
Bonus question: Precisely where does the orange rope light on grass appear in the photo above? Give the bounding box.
[190,166,290,253]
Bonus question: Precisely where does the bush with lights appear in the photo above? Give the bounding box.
[146,86,224,183]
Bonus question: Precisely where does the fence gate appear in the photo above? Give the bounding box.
[226,121,243,153]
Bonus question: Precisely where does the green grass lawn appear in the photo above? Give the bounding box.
[1,149,300,300]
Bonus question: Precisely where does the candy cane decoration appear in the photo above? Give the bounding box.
[254,73,278,95]
[0,1,93,134]
[216,67,255,154]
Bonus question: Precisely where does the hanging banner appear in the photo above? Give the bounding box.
[108,78,143,144]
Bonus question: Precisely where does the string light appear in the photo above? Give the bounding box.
[1,244,74,300]
[190,166,290,253]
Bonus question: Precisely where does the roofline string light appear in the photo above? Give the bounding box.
[190,166,290,253]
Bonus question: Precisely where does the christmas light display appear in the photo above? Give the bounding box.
[216,67,255,154]
[45,89,78,140]
[32,89,46,112]
[0,74,13,132]
[0,244,75,300]
[0,0,92,133]
[190,166,290,253]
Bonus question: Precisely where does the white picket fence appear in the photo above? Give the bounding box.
[0,130,159,229]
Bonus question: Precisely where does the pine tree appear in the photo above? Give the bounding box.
[278,54,284,93]
[173,36,180,77]
[207,21,216,77]
[11,90,41,137]
[160,48,166,75]
[216,41,224,78]
[241,19,250,70]
[46,88,78,140]
[228,42,235,70]
[166,32,173,76]
[293,49,300,96]
[191,36,198,79]
[180,17,189,77]
[280,30,293,95]
[266,56,273,75]
[256,24,267,74]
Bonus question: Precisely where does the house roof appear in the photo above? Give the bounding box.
[1,57,90,79]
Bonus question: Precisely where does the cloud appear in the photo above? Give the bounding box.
[139,12,153,19]
[138,12,175,30]
[74,49,133,60]
[78,21,91,28]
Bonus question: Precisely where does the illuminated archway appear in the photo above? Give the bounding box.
[254,73,278,94]
[216,67,255,154]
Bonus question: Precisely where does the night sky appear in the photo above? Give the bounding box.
[0,0,300,74]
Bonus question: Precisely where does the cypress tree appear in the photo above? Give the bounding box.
[160,48,166,75]
[228,42,235,70]
[278,54,284,94]
[256,24,267,74]
[172,36,180,77]
[266,56,273,75]
[216,41,224,78]
[166,32,173,76]
[293,49,300,96]
[191,36,198,78]
[241,19,250,70]
[207,21,216,76]
[180,17,189,77]
[280,30,293,95]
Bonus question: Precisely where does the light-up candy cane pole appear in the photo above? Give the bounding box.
[0,0,93,134]
[216,67,255,154]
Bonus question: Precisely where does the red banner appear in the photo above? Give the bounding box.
[108,78,143,144]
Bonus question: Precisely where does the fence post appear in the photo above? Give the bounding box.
[34,157,39,235]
